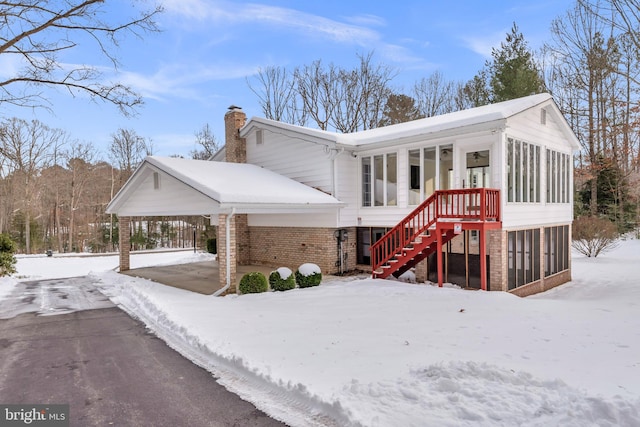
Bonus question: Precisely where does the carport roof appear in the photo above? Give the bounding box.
[106,156,344,216]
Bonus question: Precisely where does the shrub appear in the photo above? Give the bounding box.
[239,272,268,294]
[269,267,295,292]
[572,216,619,257]
[0,233,17,277]
[206,238,217,254]
[295,263,322,288]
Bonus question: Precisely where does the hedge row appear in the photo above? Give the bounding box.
[238,263,322,295]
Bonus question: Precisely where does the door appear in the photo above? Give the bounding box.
[465,150,490,188]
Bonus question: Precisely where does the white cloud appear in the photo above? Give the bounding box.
[460,29,507,58]
[343,14,386,27]
[117,62,258,102]
[162,0,380,46]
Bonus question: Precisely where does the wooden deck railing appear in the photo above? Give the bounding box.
[371,188,500,277]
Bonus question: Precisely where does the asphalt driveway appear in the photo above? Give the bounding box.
[0,278,285,426]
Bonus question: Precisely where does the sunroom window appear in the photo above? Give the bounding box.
[362,153,397,207]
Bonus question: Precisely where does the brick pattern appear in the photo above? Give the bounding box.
[236,214,250,265]
[488,229,507,291]
[217,213,237,294]
[248,226,357,275]
[509,270,571,297]
[224,109,247,163]
[118,216,131,271]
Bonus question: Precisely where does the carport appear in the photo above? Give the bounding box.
[106,155,344,295]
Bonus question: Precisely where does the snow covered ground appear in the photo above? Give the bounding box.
[1,241,639,426]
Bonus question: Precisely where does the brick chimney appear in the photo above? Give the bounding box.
[224,105,247,163]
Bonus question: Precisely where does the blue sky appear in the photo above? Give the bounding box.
[1,0,574,159]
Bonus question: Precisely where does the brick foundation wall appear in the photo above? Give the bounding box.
[509,270,572,297]
[248,226,357,275]
[504,223,572,297]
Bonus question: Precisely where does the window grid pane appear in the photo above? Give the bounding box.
[386,153,397,206]
[362,157,371,207]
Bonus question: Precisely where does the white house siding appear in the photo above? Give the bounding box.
[245,130,334,194]
[501,204,572,229]
[505,104,572,153]
[335,153,359,228]
[501,105,575,229]
[116,170,218,216]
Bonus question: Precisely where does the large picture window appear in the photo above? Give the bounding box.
[507,228,541,290]
[507,138,540,203]
[362,153,398,207]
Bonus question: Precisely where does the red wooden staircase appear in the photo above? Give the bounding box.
[371,188,500,282]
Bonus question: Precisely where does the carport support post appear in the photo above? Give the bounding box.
[119,216,131,271]
[217,213,237,294]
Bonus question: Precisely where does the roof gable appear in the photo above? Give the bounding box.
[106,156,344,216]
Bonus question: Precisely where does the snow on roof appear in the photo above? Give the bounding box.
[341,93,553,146]
[241,93,555,147]
[146,156,343,208]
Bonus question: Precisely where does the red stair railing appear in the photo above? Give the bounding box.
[371,188,500,277]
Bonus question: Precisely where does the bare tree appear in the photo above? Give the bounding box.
[0,1,162,115]
[293,52,395,132]
[64,141,97,252]
[108,128,153,185]
[579,0,640,53]
[190,123,220,160]
[247,66,304,124]
[413,71,457,117]
[0,118,64,253]
[548,2,621,215]
[294,59,336,131]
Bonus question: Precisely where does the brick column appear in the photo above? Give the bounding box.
[119,216,131,272]
[218,213,237,294]
[235,214,250,265]
[488,229,507,291]
[414,258,428,283]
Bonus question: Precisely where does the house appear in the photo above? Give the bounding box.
[106,93,579,297]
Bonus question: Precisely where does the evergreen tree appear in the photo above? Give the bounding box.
[488,23,546,102]
[0,233,17,277]
[378,94,423,126]
[463,69,491,107]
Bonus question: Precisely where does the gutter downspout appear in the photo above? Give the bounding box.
[213,208,236,297]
